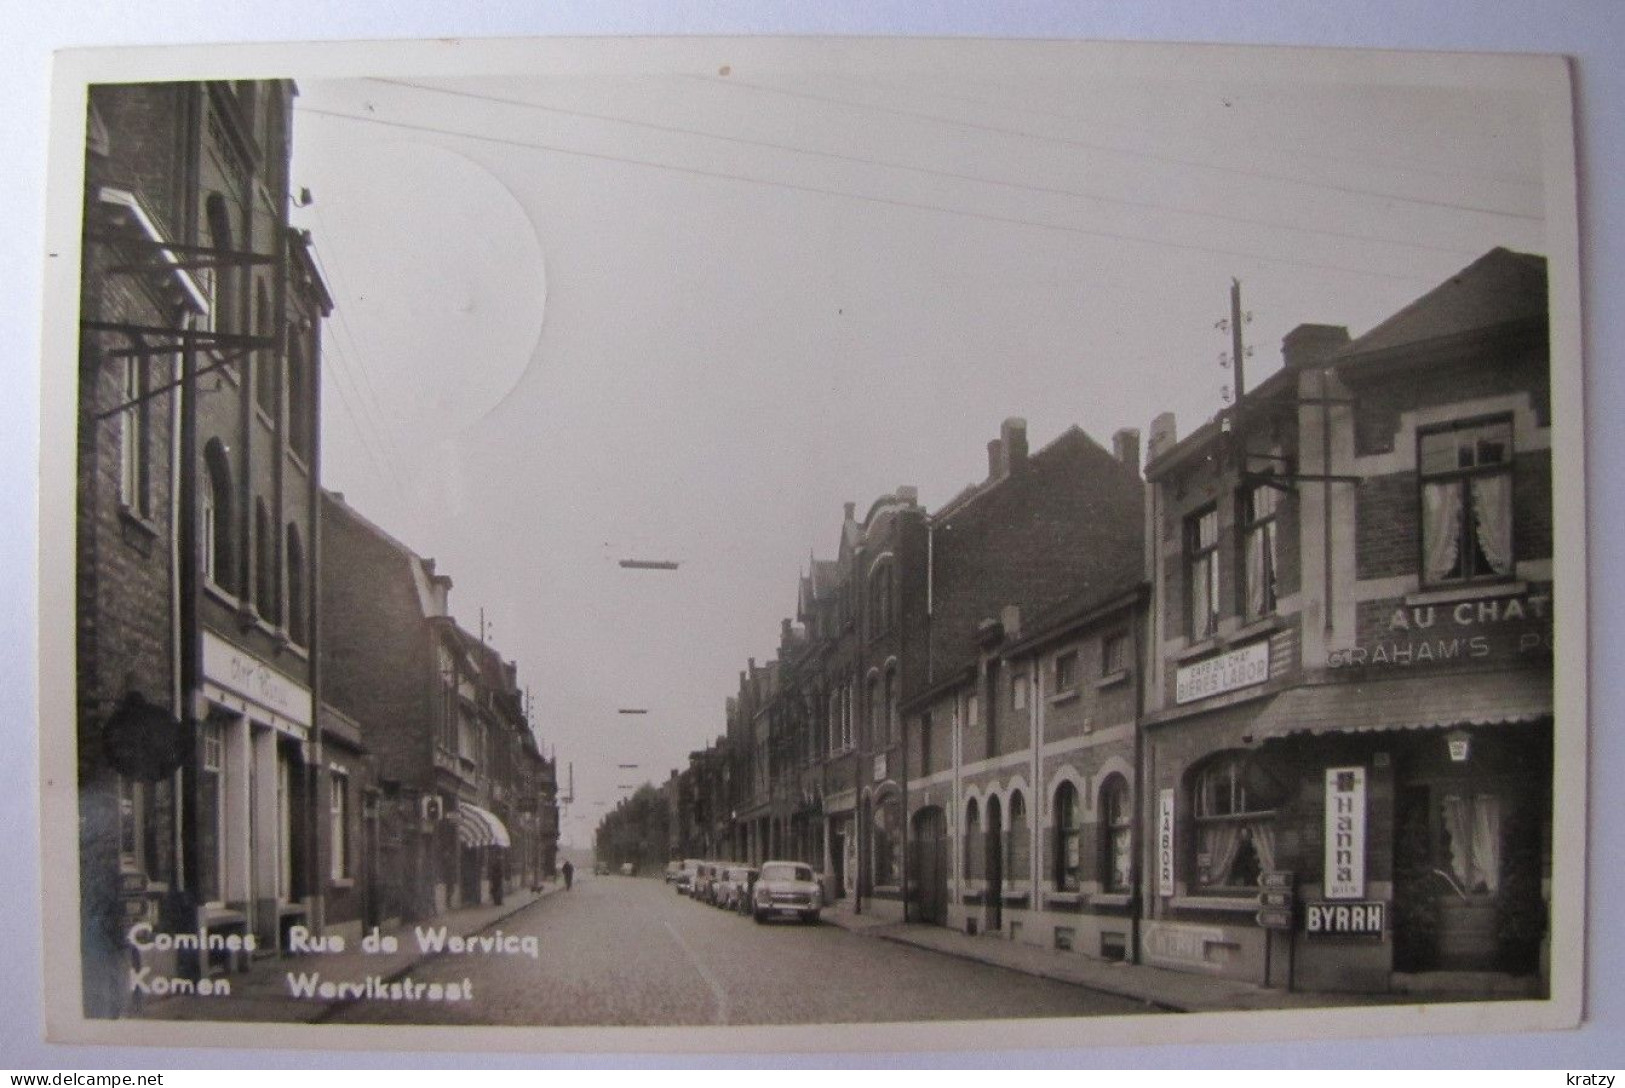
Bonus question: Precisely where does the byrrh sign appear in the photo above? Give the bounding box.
[1175,640,1269,704]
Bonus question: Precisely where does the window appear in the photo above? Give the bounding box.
[287,338,312,462]
[869,560,894,635]
[118,356,150,515]
[1054,782,1081,892]
[1102,632,1129,677]
[330,771,350,880]
[1240,484,1281,620]
[202,440,234,593]
[254,281,276,418]
[1054,650,1079,693]
[964,799,982,881]
[828,689,841,754]
[867,675,882,748]
[1187,506,1221,639]
[1100,776,1132,893]
[1419,418,1514,585]
[254,499,277,623]
[285,524,307,646]
[1440,792,1502,897]
[884,669,897,747]
[197,718,224,903]
[1012,671,1027,710]
[1191,753,1281,894]
[1007,790,1030,883]
[203,194,236,335]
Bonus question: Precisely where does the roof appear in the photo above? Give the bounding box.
[1001,576,1148,658]
[1334,247,1547,363]
[1248,668,1550,744]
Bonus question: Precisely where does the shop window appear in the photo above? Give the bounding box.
[201,440,234,594]
[1053,781,1081,892]
[1440,792,1502,897]
[1419,417,1514,585]
[1190,752,1281,894]
[1241,483,1280,620]
[1187,506,1221,639]
[197,718,225,904]
[1054,650,1079,694]
[118,356,150,517]
[1100,775,1132,893]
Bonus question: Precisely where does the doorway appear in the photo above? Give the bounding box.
[911,806,949,925]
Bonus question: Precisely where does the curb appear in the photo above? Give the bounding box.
[310,884,562,1024]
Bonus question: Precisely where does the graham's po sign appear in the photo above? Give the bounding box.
[1326,590,1552,669]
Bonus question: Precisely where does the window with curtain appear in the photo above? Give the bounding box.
[1100,775,1133,893]
[1419,418,1514,586]
[1440,792,1502,897]
[1191,753,1280,893]
[1187,506,1221,639]
[1054,782,1081,891]
[118,356,150,516]
[1241,483,1280,620]
[202,440,234,594]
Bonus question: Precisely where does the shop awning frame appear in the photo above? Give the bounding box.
[452,802,512,848]
[1244,668,1552,745]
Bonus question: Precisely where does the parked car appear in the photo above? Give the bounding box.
[674,858,704,895]
[716,865,758,911]
[693,862,721,904]
[751,860,822,924]
[664,860,684,884]
[593,862,610,876]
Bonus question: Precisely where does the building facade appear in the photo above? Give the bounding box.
[76,80,333,1015]
[1140,248,1552,995]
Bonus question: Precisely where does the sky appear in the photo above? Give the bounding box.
[282,49,1552,850]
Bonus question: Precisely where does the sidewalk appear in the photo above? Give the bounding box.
[137,881,565,1023]
[821,900,1417,1013]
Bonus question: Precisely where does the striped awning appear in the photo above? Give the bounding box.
[452,802,511,848]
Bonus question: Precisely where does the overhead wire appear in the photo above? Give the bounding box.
[293,104,1450,286]
[365,77,1487,260]
[681,73,1544,224]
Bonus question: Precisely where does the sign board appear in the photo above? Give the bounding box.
[1259,890,1293,909]
[1304,900,1386,938]
[1258,870,1295,891]
[201,629,313,727]
[1255,908,1293,929]
[1324,767,1367,899]
[1175,640,1270,704]
[1157,789,1175,897]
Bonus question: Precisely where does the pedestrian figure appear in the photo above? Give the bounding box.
[561,859,574,890]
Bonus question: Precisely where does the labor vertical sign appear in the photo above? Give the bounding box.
[1324,767,1366,899]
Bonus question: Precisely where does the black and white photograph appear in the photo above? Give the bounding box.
[33,33,1586,1055]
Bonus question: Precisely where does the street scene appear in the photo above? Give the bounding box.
[51,38,1580,1042]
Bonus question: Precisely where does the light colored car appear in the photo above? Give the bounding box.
[674,858,703,895]
[751,860,822,924]
[664,860,684,884]
[715,865,758,911]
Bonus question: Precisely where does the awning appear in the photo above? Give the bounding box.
[1247,669,1551,744]
[452,802,511,848]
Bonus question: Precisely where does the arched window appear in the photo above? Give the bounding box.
[964,799,981,881]
[204,194,236,335]
[1191,752,1282,894]
[285,523,306,646]
[1007,790,1029,883]
[867,674,882,749]
[884,668,897,748]
[1100,775,1133,893]
[201,440,234,593]
[869,560,893,635]
[287,336,311,462]
[1054,781,1081,891]
[255,499,277,623]
[254,281,276,417]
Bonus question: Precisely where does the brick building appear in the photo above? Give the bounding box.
[320,491,558,921]
[75,80,333,1015]
[1139,248,1553,996]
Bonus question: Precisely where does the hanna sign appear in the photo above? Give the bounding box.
[1176,640,1270,704]
[1324,767,1366,899]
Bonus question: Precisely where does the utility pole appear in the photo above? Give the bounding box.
[1216,278,1253,410]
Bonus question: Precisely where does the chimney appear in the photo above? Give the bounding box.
[1000,604,1021,639]
[781,618,792,641]
[843,501,856,521]
[987,438,1005,481]
[1282,323,1350,370]
[1148,411,1178,462]
[897,485,918,506]
[1002,418,1029,472]
[1112,428,1142,475]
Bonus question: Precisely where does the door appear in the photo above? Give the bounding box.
[911,806,949,925]
[985,795,1003,932]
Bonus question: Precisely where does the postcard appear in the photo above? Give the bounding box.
[37,35,1585,1053]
